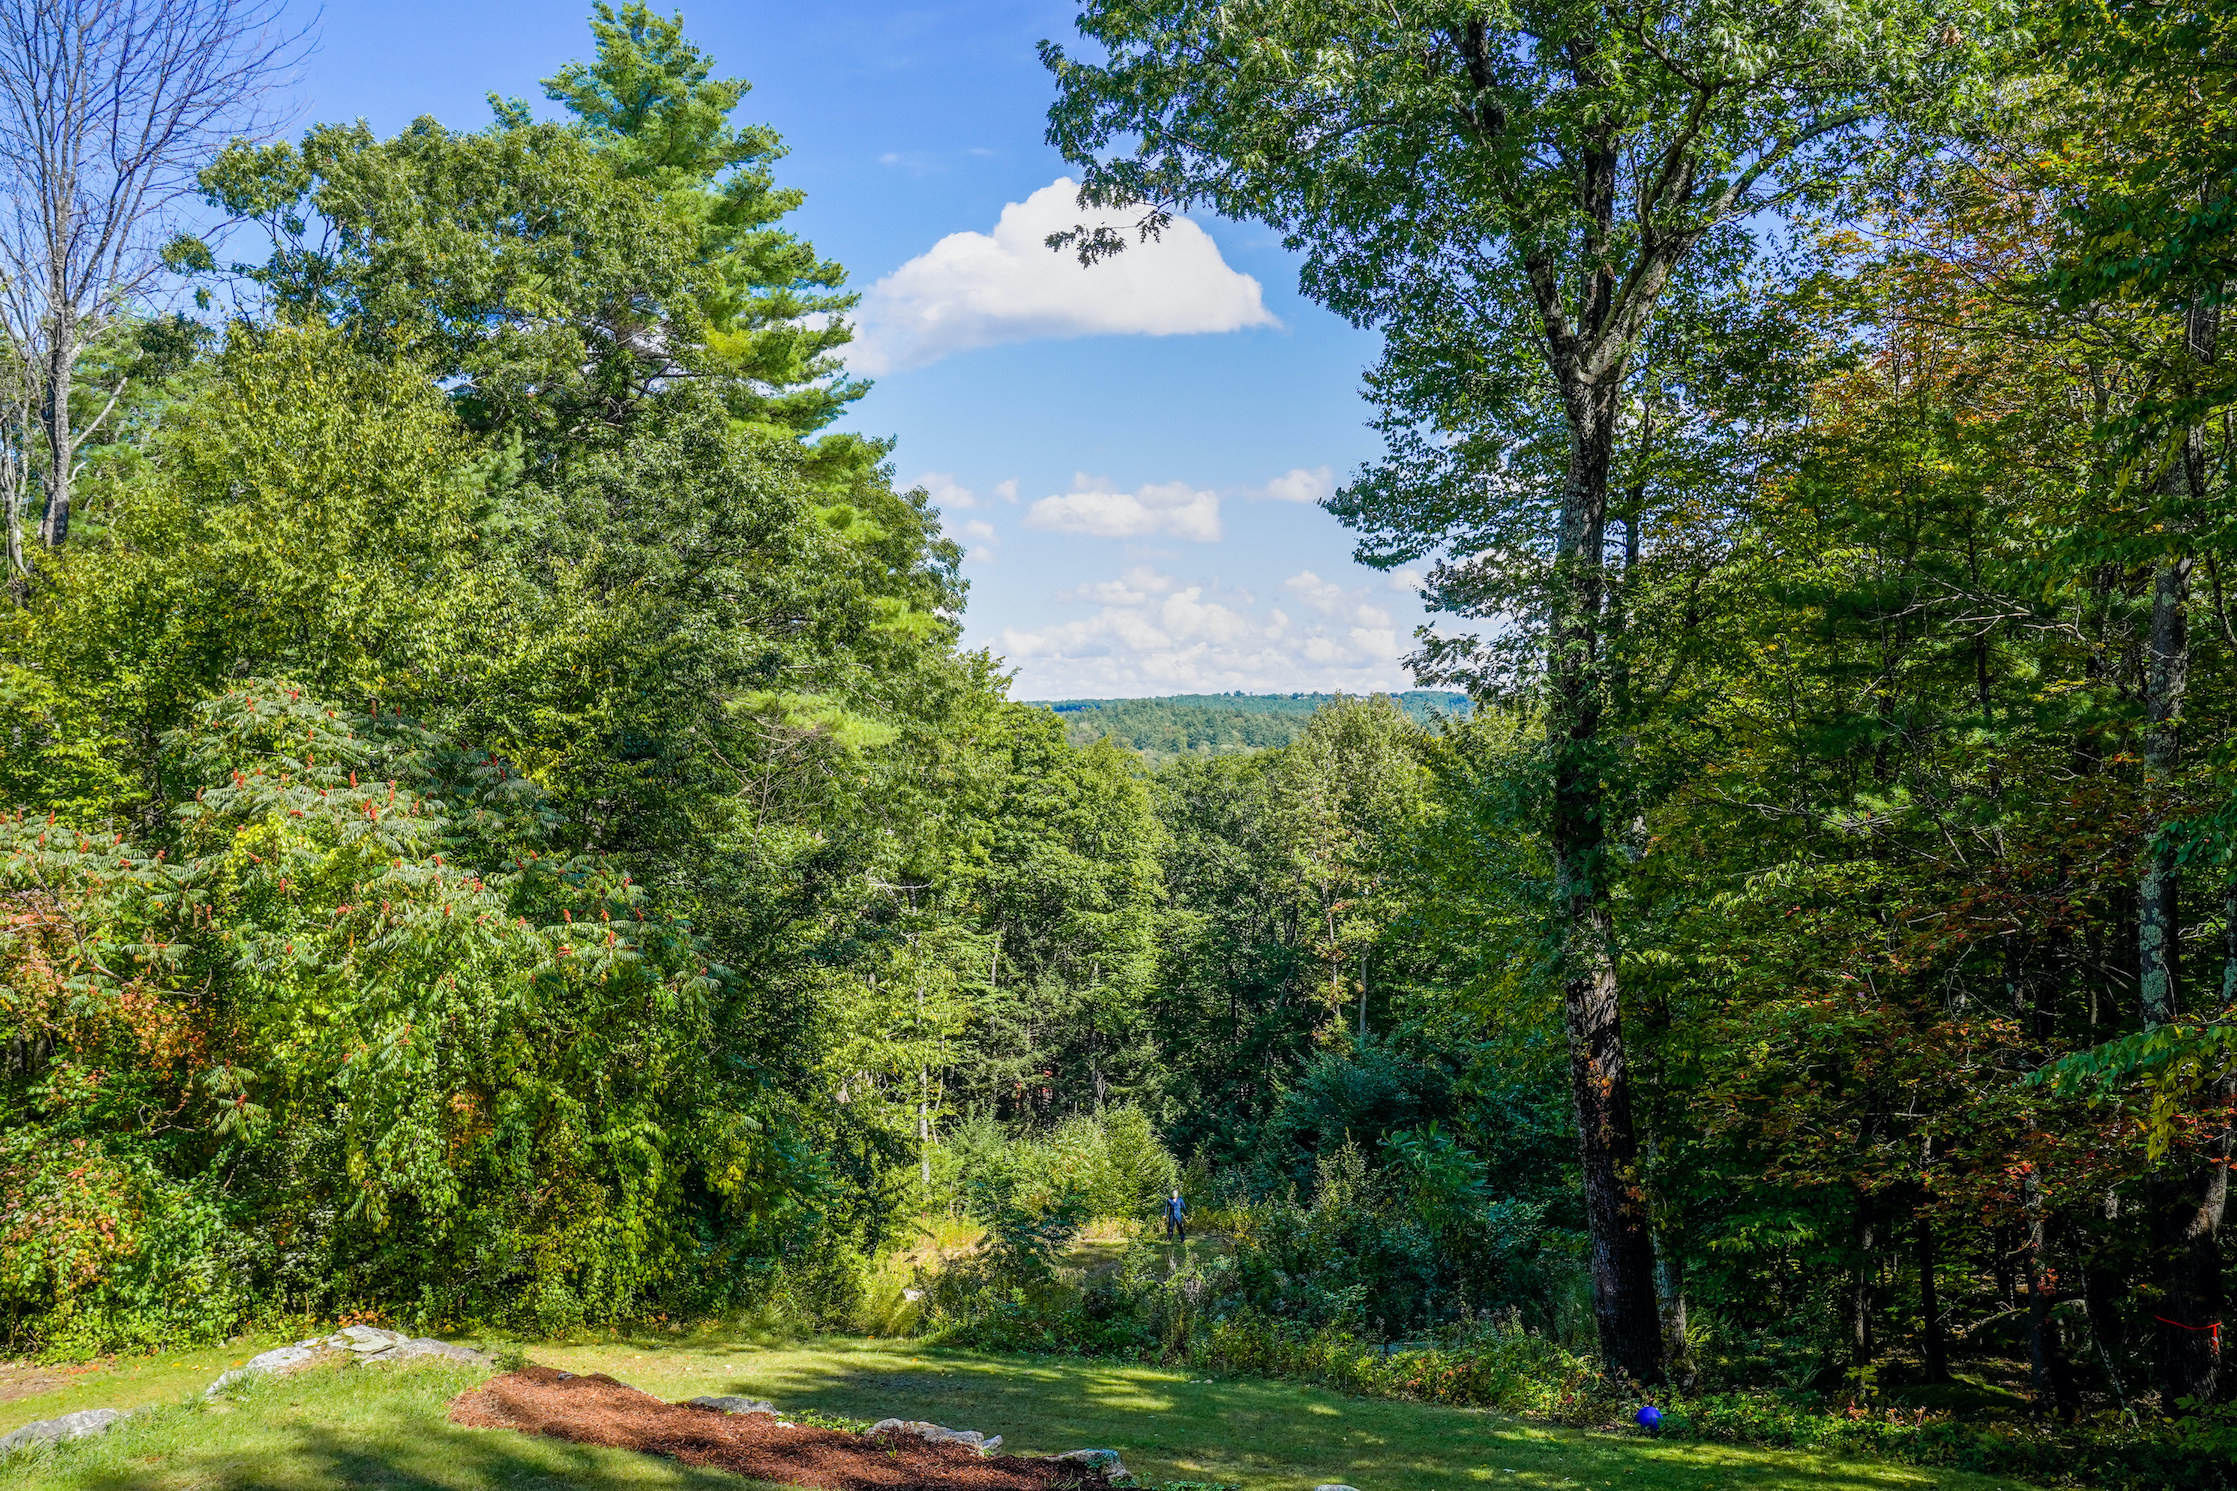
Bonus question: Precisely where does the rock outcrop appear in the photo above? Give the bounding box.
[0,1408,125,1455]
[206,1327,489,1395]
[1051,1447,1128,1482]
[871,1418,1004,1455]
[686,1395,776,1416]
[206,1344,322,1394]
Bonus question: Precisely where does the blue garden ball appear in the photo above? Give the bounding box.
[1635,1405,1663,1433]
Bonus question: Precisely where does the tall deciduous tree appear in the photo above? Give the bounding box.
[0,0,295,561]
[1043,0,1987,1382]
[2039,0,2237,1405]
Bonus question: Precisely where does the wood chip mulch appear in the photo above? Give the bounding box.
[447,1367,1106,1491]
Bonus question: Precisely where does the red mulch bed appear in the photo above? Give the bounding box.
[448,1367,1105,1491]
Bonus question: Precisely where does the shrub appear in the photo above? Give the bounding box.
[930,1108,1180,1229]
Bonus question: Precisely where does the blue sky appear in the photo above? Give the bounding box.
[286,0,1435,699]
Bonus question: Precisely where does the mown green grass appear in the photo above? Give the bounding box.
[0,1330,2047,1491]
[0,1356,784,1491]
[0,1339,300,1431]
[531,1330,2040,1491]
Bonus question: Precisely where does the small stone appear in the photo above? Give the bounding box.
[0,1408,125,1454]
[1315,1485,1364,1491]
[686,1395,776,1416]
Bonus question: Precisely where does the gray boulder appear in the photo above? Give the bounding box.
[206,1344,320,1394]
[870,1419,1002,1455]
[357,1337,488,1366]
[332,1325,407,1353]
[1052,1448,1128,1481]
[1315,1485,1364,1491]
[0,1408,124,1455]
[687,1396,776,1416]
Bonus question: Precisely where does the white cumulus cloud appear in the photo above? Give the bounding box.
[1256,466,1335,504]
[1026,474,1222,543]
[1056,566,1177,605]
[956,517,999,565]
[914,472,975,509]
[1283,570,1395,630]
[848,178,1278,374]
[999,568,1416,697]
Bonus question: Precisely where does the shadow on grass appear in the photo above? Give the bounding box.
[12,1370,775,1491]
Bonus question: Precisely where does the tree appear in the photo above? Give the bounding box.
[0,0,295,561]
[541,1,865,446]
[186,7,863,468]
[1044,0,1985,1383]
[1269,695,1427,1037]
[2037,0,2237,1404]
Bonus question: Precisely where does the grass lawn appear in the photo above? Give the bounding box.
[0,1329,2049,1491]
[0,1358,769,1491]
[0,1339,307,1427]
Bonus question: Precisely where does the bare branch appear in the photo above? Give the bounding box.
[0,0,307,556]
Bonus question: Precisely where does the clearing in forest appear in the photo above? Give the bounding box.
[0,1330,2042,1491]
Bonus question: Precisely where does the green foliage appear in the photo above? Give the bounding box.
[0,680,759,1344]
[0,9,1139,1358]
[185,7,863,458]
[1,324,478,822]
[21,3,2237,1476]
[540,2,864,444]
[931,1108,1179,1230]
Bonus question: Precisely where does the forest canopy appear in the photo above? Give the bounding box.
[1041,691,1470,764]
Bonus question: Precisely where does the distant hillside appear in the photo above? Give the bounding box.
[1034,691,1471,765]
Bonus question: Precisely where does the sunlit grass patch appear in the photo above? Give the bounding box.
[0,1357,783,1491]
[0,1329,2046,1491]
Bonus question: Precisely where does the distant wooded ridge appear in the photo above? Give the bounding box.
[1031,691,1472,762]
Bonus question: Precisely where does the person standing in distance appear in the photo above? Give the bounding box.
[1163,1189,1187,1242]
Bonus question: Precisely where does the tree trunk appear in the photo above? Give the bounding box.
[1549,376,1664,1387]
[2154,1069,2231,1407]
[2140,339,2226,1403]
[2084,1245,2132,1408]
[1653,1232,1690,1377]
[2023,1167,2079,1420]
[1850,1187,1876,1371]
[2138,554,2189,1028]
[36,326,73,550]
[1915,1209,1950,1383]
